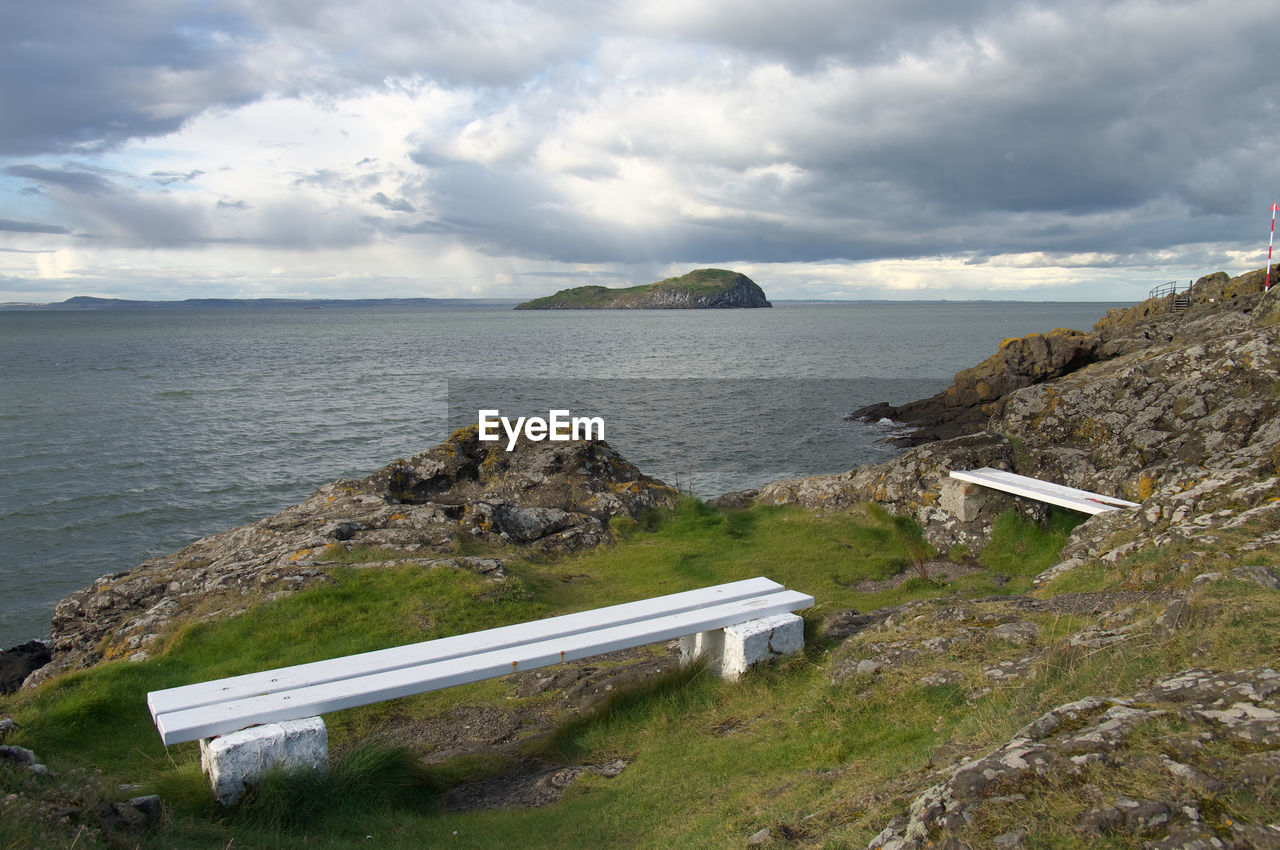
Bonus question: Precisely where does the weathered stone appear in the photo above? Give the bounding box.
[1113,796,1172,834]
[0,744,37,766]
[989,621,1040,646]
[200,716,328,806]
[0,640,51,694]
[682,613,805,681]
[1144,826,1231,848]
[869,668,1280,849]
[747,827,773,845]
[920,670,965,687]
[1076,805,1123,835]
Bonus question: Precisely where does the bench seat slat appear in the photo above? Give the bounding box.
[949,467,1139,515]
[148,579,789,714]
[154,588,813,745]
[148,576,783,721]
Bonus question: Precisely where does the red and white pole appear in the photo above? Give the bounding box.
[1267,202,1277,292]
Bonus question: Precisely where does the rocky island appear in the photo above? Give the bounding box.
[4,266,1279,848]
[513,268,771,309]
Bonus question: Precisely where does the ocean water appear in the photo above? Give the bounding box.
[0,300,1118,646]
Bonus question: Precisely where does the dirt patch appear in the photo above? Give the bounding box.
[845,560,984,594]
[359,647,680,765]
[440,758,630,812]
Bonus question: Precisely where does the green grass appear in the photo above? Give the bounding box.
[978,507,1085,580]
[3,497,1273,848]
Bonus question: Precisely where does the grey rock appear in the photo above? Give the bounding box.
[869,668,1280,849]
[1076,806,1123,835]
[1144,826,1230,848]
[983,656,1037,681]
[0,640,51,694]
[747,827,773,845]
[1229,823,1280,848]
[992,827,1028,848]
[0,744,36,766]
[1227,565,1280,591]
[124,795,164,827]
[990,621,1040,646]
[920,670,965,687]
[1115,797,1172,834]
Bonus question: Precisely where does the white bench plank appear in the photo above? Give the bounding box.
[154,588,813,745]
[149,577,783,721]
[949,467,1139,515]
[149,576,784,721]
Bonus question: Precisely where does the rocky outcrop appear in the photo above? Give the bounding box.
[0,640,51,693]
[37,428,675,681]
[514,269,771,309]
[853,266,1278,446]
[869,667,1280,849]
[762,267,1280,553]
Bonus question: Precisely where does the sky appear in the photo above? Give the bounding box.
[1,0,1278,303]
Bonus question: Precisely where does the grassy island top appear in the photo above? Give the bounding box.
[514,268,771,309]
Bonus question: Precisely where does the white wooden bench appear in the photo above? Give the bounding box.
[147,576,813,804]
[949,467,1140,515]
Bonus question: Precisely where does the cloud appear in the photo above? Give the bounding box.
[151,169,206,186]
[1,0,1277,300]
[0,1,265,155]
[4,164,116,195]
[0,218,70,235]
[371,192,414,212]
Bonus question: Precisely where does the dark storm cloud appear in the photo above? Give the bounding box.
[0,218,70,235]
[0,1,264,156]
[4,164,116,195]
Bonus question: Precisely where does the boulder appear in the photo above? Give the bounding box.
[0,640,51,693]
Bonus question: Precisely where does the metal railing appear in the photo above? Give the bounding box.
[1148,280,1191,313]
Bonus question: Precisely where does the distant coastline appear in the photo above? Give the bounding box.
[0,296,523,311]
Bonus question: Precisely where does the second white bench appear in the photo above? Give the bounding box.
[949,467,1140,515]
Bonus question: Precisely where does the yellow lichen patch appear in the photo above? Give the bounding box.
[1137,475,1158,501]
[389,512,407,522]
[920,491,939,506]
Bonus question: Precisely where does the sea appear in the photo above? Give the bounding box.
[0,300,1119,647]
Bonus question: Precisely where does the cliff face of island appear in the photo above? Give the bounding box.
[514,268,771,309]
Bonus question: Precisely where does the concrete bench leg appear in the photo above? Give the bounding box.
[680,613,805,681]
[199,716,328,806]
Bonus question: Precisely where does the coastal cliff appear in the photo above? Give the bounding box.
[513,268,771,309]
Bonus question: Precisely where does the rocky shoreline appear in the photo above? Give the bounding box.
[25,427,675,685]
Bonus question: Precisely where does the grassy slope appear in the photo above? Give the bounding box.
[2,499,1278,848]
[514,269,746,309]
